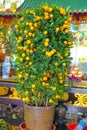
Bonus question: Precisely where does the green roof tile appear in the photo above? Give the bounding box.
[18,0,87,13]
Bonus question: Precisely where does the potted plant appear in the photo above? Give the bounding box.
[8,4,73,130]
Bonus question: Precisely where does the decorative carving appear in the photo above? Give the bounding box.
[0,103,23,119]
[0,86,8,96]
[74,93,87,106]
[65,104,87,124]
[0,86,21,99]
[8,87,21,99]
[0,97,24,126]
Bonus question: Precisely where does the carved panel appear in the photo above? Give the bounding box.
[0,97,24,126]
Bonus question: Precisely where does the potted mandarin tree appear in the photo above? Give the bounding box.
[9,4,73,130]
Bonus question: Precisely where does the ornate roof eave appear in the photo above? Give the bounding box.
[18,0,87,14]
[1,0,87,16]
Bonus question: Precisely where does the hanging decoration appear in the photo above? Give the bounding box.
[72,13,87,24]
[0,16,15,28]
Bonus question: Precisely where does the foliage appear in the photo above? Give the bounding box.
[10,5,73,106]
[0,119,9,130]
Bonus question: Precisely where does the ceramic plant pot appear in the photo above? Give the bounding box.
[24,104,55,130]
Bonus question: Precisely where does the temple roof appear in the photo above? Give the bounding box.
[18,0,87,13]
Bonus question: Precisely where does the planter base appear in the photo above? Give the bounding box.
[19,122,56,130]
